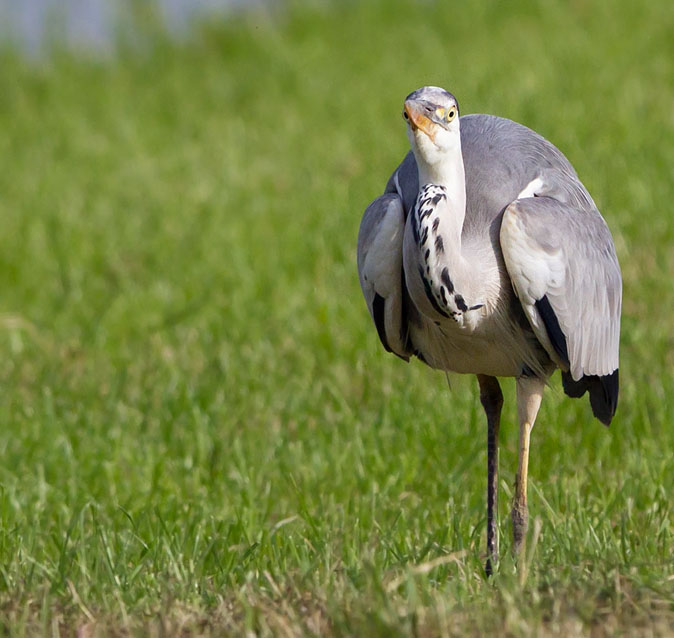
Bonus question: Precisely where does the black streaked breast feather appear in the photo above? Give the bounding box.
[418,266,450,318]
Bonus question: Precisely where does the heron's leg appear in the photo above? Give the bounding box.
[477,374,503,576]
[512,376,545,556]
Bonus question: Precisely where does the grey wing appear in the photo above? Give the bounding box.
[500,195,622,422]
[384,151,419,217]
[357,192,412,360]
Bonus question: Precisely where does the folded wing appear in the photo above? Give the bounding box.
[500,194,622,424]
[357,193,412,360]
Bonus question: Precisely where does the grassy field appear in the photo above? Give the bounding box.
[1,0,673,635]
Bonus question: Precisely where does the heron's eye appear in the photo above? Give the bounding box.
[402,110,409,121]
[447,108,457,121]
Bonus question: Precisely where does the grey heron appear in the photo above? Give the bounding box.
[357,86,621,574]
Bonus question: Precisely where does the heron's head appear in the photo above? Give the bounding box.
[403,86,460,166]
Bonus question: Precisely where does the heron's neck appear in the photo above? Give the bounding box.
[417,145,466,246]
[415,143,490,307]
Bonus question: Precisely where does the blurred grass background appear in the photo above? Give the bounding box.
[0,0,673,635]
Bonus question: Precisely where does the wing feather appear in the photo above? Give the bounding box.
[357,193,411,359]
[500,195,621,380]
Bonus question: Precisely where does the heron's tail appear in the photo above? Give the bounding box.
[561,369,619,426]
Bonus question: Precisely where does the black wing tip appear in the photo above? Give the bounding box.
[372,293,392,354]
[535,295,570,367]
[592,368,619,426]
[562,369,619,426]
[372,293,411,362]
[536,295,619,425]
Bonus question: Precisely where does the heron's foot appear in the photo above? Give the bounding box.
[485,557,495,577]
[511,503,528,555]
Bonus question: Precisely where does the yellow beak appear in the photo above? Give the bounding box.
[404,100,436,141]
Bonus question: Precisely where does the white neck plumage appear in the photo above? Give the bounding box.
[412,131,492,317]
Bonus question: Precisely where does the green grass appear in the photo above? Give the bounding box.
[1,0,673,635]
